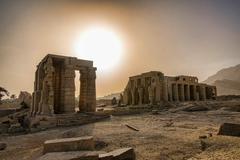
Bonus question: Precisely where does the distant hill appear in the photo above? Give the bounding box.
[203,64,240,95]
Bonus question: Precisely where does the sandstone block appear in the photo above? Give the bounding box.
[38,151,101,160]
[218,123,240,137]
[99,147,135,160]
[43,136,94,154]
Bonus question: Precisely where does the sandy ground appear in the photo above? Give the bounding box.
[1,101,240,160]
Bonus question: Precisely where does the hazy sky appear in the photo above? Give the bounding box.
[0,0,240,97]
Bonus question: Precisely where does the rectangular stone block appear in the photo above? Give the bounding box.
[43,136,94,154]
[99,148,135,160]
[38,151,101,160]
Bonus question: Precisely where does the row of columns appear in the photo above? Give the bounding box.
[168,83,207,102]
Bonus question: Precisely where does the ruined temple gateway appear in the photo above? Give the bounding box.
[31,54,96,115]
[123,71,217,105]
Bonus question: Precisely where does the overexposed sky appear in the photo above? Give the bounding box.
[0,0,239,97]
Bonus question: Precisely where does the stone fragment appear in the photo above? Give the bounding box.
[99,147,135,160]
[0,142,7,150]
[99,153,114,160]
[218,123,240,137]
[199,135,207,139]
[182,105,208,112]
[43,136,94,154]
[37,151,102,160]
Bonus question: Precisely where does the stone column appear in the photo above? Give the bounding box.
[148,86,154,105]
[173,83,179,101]
[131,89,135,105]
[138,87,143,105]
[185,85,190,101]
[87,68,97,112]
[79,69,87,111]
[180,84,185,101]
[163,79,168,101]
[193,85,197,101]
[79,68,96,112]
[63,66,75,113]
[200,86,206,101]
[168,83,173,101]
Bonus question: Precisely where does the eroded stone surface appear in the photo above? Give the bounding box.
[99,147,135,160]
[218,123,240,137]
[31,54,97,116]
[43,136,94,154]
[38,151,102,160]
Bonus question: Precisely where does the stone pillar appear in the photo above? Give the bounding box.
[200,86,206,101]
[180,84,185,101]
[79,69,87,111]
[131,90,135,105]
[193,85,197,101]
[79,68,96,112]
[173,83,179,101]
[163,80,168,101]
[148,86,154,105]
[63,65,75,113]
[138,87,143,105]
[185,85,190,101]
[168,83,173,101]
[87,68,97,112]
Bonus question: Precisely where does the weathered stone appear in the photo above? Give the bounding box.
[43,136,94,154]
[0,142,7,150]
[18,91,32,108]
[38,151,103,160]
[99,148,135,160]
[99,153,114,160]
[31,54,97,116]
[122,71,217,105]
[182,105,208,112]
[218,123,240,137]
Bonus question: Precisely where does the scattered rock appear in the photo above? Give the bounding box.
[182,105,208,112]
[200,140,207,151]
[208,133,213,137]
[43,136,95,154]
[199,135,207,139]
[99,147,135,160]
[218,123,240,137]
[0,142,7,150]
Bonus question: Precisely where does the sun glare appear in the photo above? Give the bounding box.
[74,26,124,72]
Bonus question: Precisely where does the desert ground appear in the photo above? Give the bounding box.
[0,99,240,160]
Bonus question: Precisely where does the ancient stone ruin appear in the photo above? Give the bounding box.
[123,71,217,105]
[31,54,97,116]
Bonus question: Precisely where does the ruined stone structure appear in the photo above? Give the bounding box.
[123,71,217,105]
[31,54,97,115]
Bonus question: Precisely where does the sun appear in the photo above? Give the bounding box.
[74,26,124,72]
